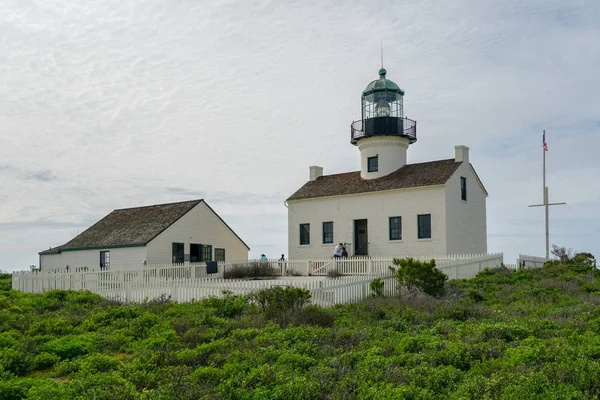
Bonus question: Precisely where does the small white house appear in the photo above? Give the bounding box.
[286,68,488,259]
[39,199,249,270]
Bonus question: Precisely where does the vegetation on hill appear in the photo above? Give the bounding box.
[0,252,599,399]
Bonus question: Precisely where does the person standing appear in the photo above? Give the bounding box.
[333,243,343,259]
[278,254,286,275]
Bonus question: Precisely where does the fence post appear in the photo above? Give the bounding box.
[368,259,373,274]
[191,265,196,280]
[307,261,310,276]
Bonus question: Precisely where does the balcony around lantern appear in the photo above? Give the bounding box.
[350,116,417,145]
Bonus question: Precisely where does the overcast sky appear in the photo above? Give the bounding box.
[1,0,599,272]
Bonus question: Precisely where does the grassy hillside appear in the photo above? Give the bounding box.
[0,256,599,399]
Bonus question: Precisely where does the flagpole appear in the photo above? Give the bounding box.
[543,130,549,258]
[529,130,566,259]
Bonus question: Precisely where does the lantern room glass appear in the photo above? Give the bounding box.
[362,92,403,120]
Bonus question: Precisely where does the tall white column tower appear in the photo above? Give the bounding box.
[350,68,417,179]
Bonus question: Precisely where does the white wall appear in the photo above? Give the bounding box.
[444,162,488,254]
[146,201,248,264]
[40,253,63,270]
[358,136,410,179]
[288,186,447,259]
[40,246,147,271]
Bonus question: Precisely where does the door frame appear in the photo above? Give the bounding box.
[353,219,368,256]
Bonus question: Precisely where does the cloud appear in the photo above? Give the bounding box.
[0,164,16,173]
[1,0,599,270]
[0,220,86,230]
[165,187,282,205]
[25,170,56,182]
[0,163,57,182]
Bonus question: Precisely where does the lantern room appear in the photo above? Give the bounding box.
[362,68,404,119]
[351,68,417,145]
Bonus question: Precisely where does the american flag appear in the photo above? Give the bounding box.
[543,132,548,152]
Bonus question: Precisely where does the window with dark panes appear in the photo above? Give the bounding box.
[322,221,333,244]
[367,156,378,172]
[300,223,310,245]
[389,217,402,240]
[215,248,225,262]
[418,214,431,239]
[190,243,201,262]
[172,242,184,263]
[461,176,467,201]
[100,251,110,269]
[201,245,212,262]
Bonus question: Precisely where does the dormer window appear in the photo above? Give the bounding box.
[368,156,379,173]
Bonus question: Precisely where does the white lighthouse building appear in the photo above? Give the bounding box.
[286,67,488,259]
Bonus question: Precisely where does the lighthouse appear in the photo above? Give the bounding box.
[350,68,417,179]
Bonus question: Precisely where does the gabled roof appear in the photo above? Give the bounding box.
[287,159,462,201]
[40,199,249,255]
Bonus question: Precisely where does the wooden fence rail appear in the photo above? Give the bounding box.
[12,253,507,306]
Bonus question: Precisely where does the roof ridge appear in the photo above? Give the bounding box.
[406,158,455,166]
[287,158,463,201]
[315,159,456,179]
[114,199,202,211]
[315,170,359,178]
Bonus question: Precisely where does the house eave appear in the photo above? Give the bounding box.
[40,243,146,255]
[286,184,446,203]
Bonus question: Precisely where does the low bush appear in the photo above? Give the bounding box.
[326,269,344,278]
[370,278,385,297]
[294,305,336,327]
[389,257,448,297]
[1,251,600,398]
[223,261,279,279]
[248,286,311,327]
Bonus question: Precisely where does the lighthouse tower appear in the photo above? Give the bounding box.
[350,68,417,179]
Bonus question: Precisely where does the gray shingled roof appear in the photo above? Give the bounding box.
[40,199,249,254]
[287,159,462,201]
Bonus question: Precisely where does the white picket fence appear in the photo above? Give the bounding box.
[504,255,551,270]
[517,254,551,269]
[236,253,504,277]
[12,253,504,306]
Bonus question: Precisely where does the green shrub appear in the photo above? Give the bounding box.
[43,335,96,360]
[0,376,30,400]
[224,262,279,279]
[294,305,335,327]
[2,247,600,398]
[201,292,247,318]
[0,348,31,375]
[370,278,385,297]
[32,352,61,370]
[70,373,138,400]
[140,294,173,313]
[248,286,311,327]
[79,353,120,374]
[389,257,448,297]
[54,358,82,376]
[0,274,12,292]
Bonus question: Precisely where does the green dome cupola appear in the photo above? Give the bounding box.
[362,68,405,96]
